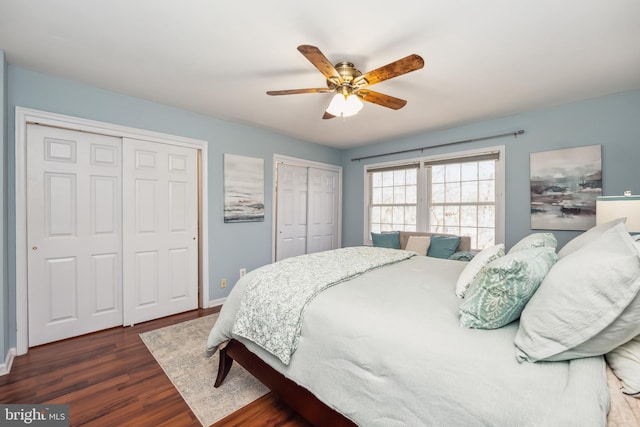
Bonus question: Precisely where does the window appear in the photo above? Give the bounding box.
[365,148,504,251]
[369,164,419,233]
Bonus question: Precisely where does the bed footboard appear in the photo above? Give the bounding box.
[214,338,356,427]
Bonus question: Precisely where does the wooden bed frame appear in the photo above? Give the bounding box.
[214,338,357,427]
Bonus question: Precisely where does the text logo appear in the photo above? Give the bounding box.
[1,405,69,426]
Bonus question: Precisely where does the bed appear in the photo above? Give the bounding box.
[207,221,640,426]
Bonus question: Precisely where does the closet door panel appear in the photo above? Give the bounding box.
[26,124,122,346]
[123,139,199,325]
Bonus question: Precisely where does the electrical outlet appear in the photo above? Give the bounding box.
[239,268,246,277]
[220,278,227,288]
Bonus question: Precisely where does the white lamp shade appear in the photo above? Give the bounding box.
[596,195,640,233]
[326,94,363,117]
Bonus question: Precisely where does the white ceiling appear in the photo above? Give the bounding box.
[1,1,639,149]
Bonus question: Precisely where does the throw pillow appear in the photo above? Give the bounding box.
[371,231,401,249]
[449,251,475,262]
[508,232,557,254]
[405,235,431,255]
[459,247,557,329]
[606,335,640,398]
[427,235,461,259]
[514,222,640,362]
[557,217,626,259]
[455,244,505,298]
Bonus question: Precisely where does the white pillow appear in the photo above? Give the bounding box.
[606,336,640,398]
[557,217,626,259]
[515,222,640,362]
[455,243,505,298]
[405,235,431,256]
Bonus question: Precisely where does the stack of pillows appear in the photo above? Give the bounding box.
[371,231,463,259]
[455,218,640,399]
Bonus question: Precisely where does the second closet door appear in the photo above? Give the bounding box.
[275,163,340,261]
[122,138,199,325]
[307,168,339,254]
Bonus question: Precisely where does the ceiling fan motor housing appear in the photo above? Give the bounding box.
[327,61,364,94]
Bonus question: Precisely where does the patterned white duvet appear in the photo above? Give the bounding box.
[207,252,609,426]
[231,247,415,364]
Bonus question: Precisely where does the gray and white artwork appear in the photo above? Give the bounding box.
[224,154,265,223]
[530,145,602,231]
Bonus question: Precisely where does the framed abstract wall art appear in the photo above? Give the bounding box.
[530,144,601,231]
[224,153,265,223]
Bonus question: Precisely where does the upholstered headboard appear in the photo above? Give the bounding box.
[398,231,472,253]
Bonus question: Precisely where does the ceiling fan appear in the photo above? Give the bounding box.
[266,45,425,119]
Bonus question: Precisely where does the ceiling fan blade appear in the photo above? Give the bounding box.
[297,45,342,82]
[266,88,332,96]
[322,111,336,120]
[353,54,424,87]
[357,90,407,110]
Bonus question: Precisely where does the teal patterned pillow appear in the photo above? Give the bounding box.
[459,247,557,329]
[508,232,557,254]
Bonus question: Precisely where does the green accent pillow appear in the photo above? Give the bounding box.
[427,235,461,259]
[371,231,401,249]
[509,232,557,254]
[455,244,505,298]
[459,247,557,330]
[449,251,475,262]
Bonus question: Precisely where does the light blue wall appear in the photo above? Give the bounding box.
[3,65,342,350]
[2,61,639,359]
[1,51,8,363]
[342,89,640,250]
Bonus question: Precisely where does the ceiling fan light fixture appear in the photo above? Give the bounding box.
[326,93,363,117]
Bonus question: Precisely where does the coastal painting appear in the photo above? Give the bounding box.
[224,154,265,223]
[530,145,601,231]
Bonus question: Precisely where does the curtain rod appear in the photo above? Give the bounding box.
[350,129,525,162]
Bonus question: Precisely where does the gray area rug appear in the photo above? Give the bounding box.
[140,314,268,426]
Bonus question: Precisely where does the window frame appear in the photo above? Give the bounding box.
[367,162,420,234]
[363,145,505,250]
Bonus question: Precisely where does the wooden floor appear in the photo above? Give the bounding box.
[0,308,309,427]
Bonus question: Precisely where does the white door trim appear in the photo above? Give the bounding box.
[15,107,210,355]
[272,154,342,263]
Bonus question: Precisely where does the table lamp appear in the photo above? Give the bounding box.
[596,193,640,234]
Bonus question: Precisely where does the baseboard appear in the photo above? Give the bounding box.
[206,297,226,308]
[0,347,16,376]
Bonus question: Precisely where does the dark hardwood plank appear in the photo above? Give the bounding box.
[211,393,310,427]
[0,308,307,426]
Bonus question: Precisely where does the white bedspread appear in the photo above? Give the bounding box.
[207,254,609,426]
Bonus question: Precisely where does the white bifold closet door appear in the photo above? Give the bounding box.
[122,138,199,326]
[26,125,199,347]
[275,163,339,261]
[27,125,123,346]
